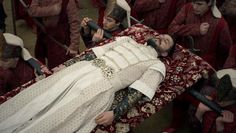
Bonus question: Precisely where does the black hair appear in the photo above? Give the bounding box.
[108,4,127,23]
[147,34,177,57]
[1,44,22,59]
[167,33,177,57]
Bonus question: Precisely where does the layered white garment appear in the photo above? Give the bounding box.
[0,36,166,133]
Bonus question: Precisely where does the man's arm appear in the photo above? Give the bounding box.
[95,87,143,125]
[215,110,234,133]
[113,61,166,119]
[66,0,80,54]
[28,0,62,17]
[95,62,165,125]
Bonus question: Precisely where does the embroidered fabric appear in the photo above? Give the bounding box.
[113,87,143,121]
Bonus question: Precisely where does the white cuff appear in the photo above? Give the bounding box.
[130,80,156,100]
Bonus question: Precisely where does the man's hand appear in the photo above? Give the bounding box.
[52,3,62,15]
[195,95,212,121]
[200,22,210,35]
[81,17,92,34]
[217,110,234,123]
[95,111,114,126]
[41,65,52,75]
[92,29,104,42]
[216,110,234,132]
[66,48,78,57]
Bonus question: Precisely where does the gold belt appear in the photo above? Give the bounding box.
[92,58,115,79]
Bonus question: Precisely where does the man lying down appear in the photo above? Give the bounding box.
[0,35,176,133]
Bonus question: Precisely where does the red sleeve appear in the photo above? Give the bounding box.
[28,0,61,17]
[168,3,201,36]
[202,111,218,133]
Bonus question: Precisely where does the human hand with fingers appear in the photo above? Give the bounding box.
[92,29,104,42]
[217,110,234,123]
[200,22,210,35]
[95,111,114,126]
[216,110,234,132]
[66,48,78,57]
[53,3,62,13]
[81,17,92,34]
[195,95,212,121]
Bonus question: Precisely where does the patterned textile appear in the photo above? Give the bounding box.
[0,24,213,133]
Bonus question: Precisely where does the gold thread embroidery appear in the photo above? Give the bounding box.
[92,58,115,79]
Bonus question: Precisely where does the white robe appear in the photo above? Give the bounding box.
[0,36,166,133]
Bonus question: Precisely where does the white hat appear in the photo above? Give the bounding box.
[209,0,222,18]
[3,33,32,61]
[116,0,131,27]
[217,68,236,88]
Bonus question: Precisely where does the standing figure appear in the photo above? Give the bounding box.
[164,0,233,132]
[28,0,80,69]
[191,68,236,133]
[169,0,233,70]
[132,0,186,33]
[0,33,50,96]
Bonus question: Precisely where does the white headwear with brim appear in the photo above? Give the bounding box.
[208,0,222,18]
[116,0,131,27]
[3,33,32,61]
[217,68,236,88]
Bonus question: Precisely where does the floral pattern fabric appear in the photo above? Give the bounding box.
[0,24,213,133]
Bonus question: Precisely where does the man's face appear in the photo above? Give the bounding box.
[0,58,19,69]
[152,34,174,54]
[192,1,209,15]
[103,16,119,31]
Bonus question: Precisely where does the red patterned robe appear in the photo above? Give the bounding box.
[29,0,80,69]
[0,59,35,95]
[133,0,186,33]
[169,3,233,70]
